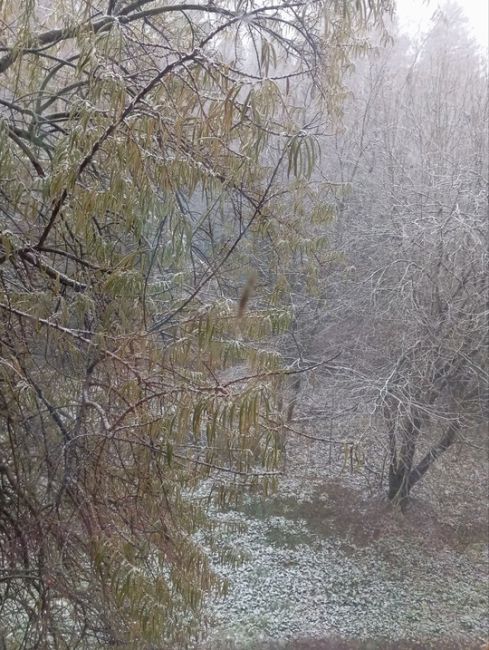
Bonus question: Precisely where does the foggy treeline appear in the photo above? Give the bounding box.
[288,2,488,505]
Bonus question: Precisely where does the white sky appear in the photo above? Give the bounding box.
[395,0,489,49]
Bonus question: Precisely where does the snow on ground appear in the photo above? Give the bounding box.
[194,427,488,649]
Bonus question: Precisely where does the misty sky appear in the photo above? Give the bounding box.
[396,0,488,48]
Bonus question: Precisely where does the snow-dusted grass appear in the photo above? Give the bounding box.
[196,432,488,649]
[199,500,487,648]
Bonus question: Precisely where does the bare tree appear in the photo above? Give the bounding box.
[310,5,488,507]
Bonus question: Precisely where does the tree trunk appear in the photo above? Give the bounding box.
[388,414,421,510]
[388,417,459,509]
[408,422,459,491]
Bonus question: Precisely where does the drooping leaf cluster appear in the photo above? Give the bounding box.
[0,0,391,646]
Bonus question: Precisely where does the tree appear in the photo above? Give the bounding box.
[316,5,488,508]
[0,0,391,646]
[376,7,488,505]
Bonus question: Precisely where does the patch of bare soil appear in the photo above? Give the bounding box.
[236,477,487,559]
[332,484,484,552]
